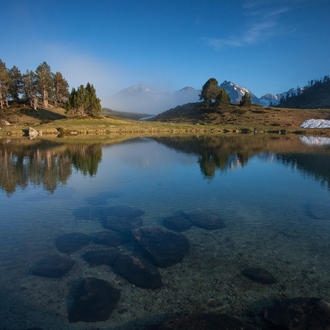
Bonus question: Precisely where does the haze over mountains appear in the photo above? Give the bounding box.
[107,82,305,114]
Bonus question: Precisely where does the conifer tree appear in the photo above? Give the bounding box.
[0,60,10,109]
[22,70,38,110]
[36,61,53,108]
[215,88,231,106]
[53,72,69,107]
[8,66,23,102]
[240,92,251,106]
[200,78,220,104]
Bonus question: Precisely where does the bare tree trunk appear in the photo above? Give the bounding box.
[43,90,48,108]
[33,97,38,110]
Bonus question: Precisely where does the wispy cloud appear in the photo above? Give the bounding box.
[205,1,290,50]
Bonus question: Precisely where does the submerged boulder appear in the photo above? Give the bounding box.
[162,211,192,232]
[82,249,119,266]
[31,255,74,278]
[242,267,276,284]
[102,215,143,234]
[186,210,225,230]
[133,226,189,267]
[153,313,256,330]
[113,254,162,289]
[92,230,126,247]
[68,277,120,322]
[55,232,91,254]
[104,206,145,218]
[264,297,330,329]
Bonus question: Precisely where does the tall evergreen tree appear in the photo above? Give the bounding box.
[215,88,231,106]
[36,61,53,108]
[0,60,10,109]
[200,78,220,104]
[8,66,23,102]
[53,72,69,107]
[66,83,101,117]
[240,92,251,106]
[22,70,38,110]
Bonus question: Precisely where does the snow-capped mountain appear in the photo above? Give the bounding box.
[259,88,305,106]
[108,84,200,114]
[219,80,260,104]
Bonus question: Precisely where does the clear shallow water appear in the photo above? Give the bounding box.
[0,135,330,329]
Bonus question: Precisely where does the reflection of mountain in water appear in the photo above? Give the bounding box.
[153,136,330,187]
[0,140,102,195]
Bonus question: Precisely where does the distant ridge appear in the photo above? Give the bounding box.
[102,108,150,120]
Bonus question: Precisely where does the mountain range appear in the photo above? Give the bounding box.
[107,82,304,114]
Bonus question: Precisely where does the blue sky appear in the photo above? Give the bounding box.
[1,0,330,103]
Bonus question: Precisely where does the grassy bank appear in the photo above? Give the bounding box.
[1,103,330,137]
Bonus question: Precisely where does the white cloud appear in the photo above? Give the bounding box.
[205,2,290,50]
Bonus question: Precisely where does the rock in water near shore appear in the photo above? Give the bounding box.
[55,233,91,254]
[28,127,42,138]
[133,226,189,267]
[104,205,145,218]
[113,254,162,289]
[242,267,276,284]
[102,215,143,235]
[82,249,119,266]
[152,313,256,330]
[186,210,225,230]
[264,297,330,329]
[31,255,74,278]
[68,278,120,322]
[162,211,192,232]
[92,230,126,246]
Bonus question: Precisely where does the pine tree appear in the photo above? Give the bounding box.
[8,66,23,102]
[200,78,220,104]
[240,92,251,106]
[22,70,38,110]
[36,61,53,108]
[0,60,10,109]
[53,72,69,107]
[215,88,231,107]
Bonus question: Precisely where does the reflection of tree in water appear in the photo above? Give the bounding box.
[0,140,102,195]
[154,136,255,178]
[153,136,330,185]
[277,153,330,190]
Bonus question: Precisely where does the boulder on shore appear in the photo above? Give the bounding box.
[133,226,189,267]
[68,277,120,322]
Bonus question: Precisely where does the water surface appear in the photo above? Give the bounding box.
[0,135,330,329]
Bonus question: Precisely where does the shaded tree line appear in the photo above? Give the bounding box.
[200,78,251,108]
[0,59,101,116]
[278,75,330,109]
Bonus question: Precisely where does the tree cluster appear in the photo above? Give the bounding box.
[0,59,69,110]
[66,83,101,117]
[200,78,251,109]
[278,76,330,109]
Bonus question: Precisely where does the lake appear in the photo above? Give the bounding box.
[0,135,330,329]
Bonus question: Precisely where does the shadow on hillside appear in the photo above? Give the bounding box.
[20,107,66,121]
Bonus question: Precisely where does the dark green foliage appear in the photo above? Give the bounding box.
[240,92,251,106]
[66,83,101,117]
[200,78,220,104]
[22,70,38,110]
[36,61,53,107]
[53,72,69,106]
[0,60,10,109]
[279,76,330,108]
[8,66,23,102]
[215,88,231,107]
